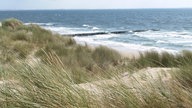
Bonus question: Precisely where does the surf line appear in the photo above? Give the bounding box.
[62,29,159,37]
[62,31,128,37]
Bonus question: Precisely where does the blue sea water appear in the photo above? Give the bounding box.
[1,9,192,52]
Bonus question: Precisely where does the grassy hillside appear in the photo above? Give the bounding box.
[0,19,192,108]
[0,18,124,82]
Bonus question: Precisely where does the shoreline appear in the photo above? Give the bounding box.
[44,25,180,58]
[74,40,141,58]
[41,25,191,55]
[73,39,180,59]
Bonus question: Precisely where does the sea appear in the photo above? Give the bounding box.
[1,9,192,52]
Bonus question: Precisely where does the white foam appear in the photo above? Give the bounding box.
[93,34,119,40]
[24,23,32,25]
[82,24,101,31]
[43,26,96,34]
[156,39,192,44]
[82,24,91,27]
[156,40,167,44]
[74,36,177,53]
[25,23,54,26]
[44,26,74,34]
[73,30,179,53]
[134,30,192,47]
[92,27,100,30]
[135,30,192,39]
[183,44,192,47]
[73,34,119,43]
[38,25,192,52]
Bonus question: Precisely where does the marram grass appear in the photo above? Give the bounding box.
[0,19,192,107]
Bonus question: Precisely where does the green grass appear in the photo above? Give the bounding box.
[174,65,192,88]
[92,46,121,68]
[0,60,192,108]
[1,18,23,30]
[133,50,192,68]
[0,18,124,80]
[0,19,192,107]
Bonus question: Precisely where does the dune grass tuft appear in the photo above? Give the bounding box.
[2,18,23,30]
[133,50,192,68]
[0,19,192,107]
[92,46,121,68]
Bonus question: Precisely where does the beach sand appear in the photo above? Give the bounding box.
[75,40,141,59]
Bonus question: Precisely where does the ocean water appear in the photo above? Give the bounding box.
[1,9,192,52]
